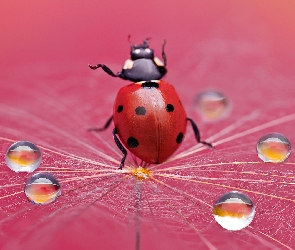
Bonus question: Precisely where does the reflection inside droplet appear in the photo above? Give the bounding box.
[5,141,42,172]
[213,191,255,231]
[195,91,229,121]
[257,133,291,163]
[25,173,61,205]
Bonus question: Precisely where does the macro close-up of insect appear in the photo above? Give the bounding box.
[89,39,213,169]
[1,1,295,250]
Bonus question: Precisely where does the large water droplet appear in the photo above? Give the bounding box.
[25,173,61,205]
[195,91,229,121]
[213,191,255,231]
[5,141,42,172]
[257,133,291,163]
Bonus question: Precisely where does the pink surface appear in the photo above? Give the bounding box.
[1,1,295,249]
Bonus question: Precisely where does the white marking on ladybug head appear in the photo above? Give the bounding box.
[134,49,141,54]
[154,57,164,66]
[145,48,151,53]
[136,81,145,84]
[123,59,134,70]
[135,80,160,85]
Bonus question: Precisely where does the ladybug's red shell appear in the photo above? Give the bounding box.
[113,80,187,164]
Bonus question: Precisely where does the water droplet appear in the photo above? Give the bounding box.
[5,141,42,172]
[195,91,229,121]
[25,173,61,205]
[213,191,255,231]
[257,133,291,163]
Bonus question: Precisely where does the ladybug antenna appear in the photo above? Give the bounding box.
[143,37,152,47]
[128,35,135,49]
[162,39,167,66]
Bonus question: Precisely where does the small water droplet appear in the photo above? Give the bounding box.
[5,141,42,172]
[195,91,229,121]
[257,133,291,163]
[25,173,61,205]
[213,191,255,231]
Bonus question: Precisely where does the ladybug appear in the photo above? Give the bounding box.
[89,38,167,81]
[89,39,213,169]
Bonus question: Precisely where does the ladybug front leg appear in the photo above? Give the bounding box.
[88,64,121,78]
[113,128,127,170]
[88,116,113,132]
[187,118,213,148]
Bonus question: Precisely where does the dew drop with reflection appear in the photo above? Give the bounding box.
[195,91,229,121]
[5,141,42,173]
[257,133,291,163]
[25,173,61,205]
[213,191,255,231]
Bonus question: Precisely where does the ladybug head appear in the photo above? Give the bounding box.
[130,39,154,60]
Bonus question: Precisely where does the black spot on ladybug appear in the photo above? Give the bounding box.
[135,106,146,115]
[166,104,174,112]
[127,137,139,148]
[141,81,159,89]
[117,105,123,113]
[176,132,184,144]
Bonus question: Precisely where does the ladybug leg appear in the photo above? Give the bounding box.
[113,128,127,169]
[162,39,167,66]
[187,118,213,148]
[88,64,120,78]
[88,116,113,132]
